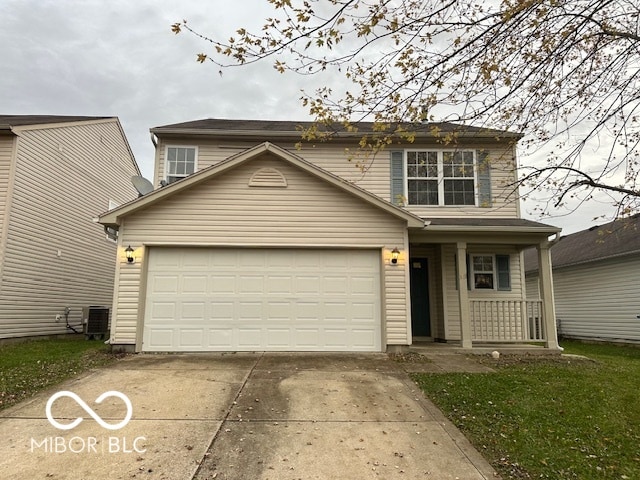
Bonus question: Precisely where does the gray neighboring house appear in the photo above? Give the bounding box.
[0,115,140,340]
[525,214,640,343]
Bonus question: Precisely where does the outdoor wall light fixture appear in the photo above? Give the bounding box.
[125,245,135,264]
[391,247,400,265]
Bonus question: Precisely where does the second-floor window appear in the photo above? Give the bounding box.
[406,150,476,206]
[166,146,197,184]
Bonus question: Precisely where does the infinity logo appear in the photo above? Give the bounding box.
[45,391,133,431]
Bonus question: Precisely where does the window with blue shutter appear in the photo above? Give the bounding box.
[468,254,511,291]
[477,149,492,208]
[390,150,405,206]
[391,149,491,207]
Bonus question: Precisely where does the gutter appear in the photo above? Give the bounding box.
[423,224,562,235]
[149,128,523,141]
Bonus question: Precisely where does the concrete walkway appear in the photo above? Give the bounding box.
[0,353,499,479]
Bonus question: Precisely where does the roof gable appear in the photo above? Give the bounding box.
[525,214,640,272]
[99,142,424,228]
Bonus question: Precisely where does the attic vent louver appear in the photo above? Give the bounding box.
[249,167,287,188]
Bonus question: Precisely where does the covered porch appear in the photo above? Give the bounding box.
[407,218,561,350]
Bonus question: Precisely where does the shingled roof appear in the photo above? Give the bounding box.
[151,118,522,139]
[0,115,112,128]
[524,214,640,273]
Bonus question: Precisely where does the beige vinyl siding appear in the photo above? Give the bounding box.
[441,244,524,340]
[114,154,409,347]
[0,136,15,260]
[0,120,139,339]
[551,256,640,342]
[525,273,540,299]
[154,137,519,218]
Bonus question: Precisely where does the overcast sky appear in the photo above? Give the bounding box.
[0,0,611,234]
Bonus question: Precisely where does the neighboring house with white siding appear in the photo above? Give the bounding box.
[0,115,140,340]
[525,215,640,343]
[99,119,561,353]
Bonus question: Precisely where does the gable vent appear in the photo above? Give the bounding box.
[249,167,288,187]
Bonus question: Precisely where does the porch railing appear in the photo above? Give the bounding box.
[470,299,545,342]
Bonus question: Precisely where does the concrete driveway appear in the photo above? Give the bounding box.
[0,353,498,479]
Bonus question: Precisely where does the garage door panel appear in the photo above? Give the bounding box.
[294,329,320,348]
[148,302,176,319]
[324,302,349,320]
[180,329,205,347]
[296,302,321,321]
[266,328,291,347]
[238,276,264,294]
[267,301,293,318]
[143,248,381,352]
[211,275,235,294]
[211,301,234,319]
[323,276,348,294]
[352,276,376,294]
[324,329,349,348]
[266,276,293,294]
[148,329,174,348]
[210,250,238,267]
[182,250,211,269]
[208,328,233,348]
[182,276,208,294]
[352,303,376,321]
[295,277,321,294]
[181,302,206,319]
[238,301,263,320]
[352,329,377,348]
[152,276,179,294]
[266,250,291,267]
[239,251,266,268]
[237,328,262,348]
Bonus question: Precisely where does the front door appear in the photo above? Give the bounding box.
[410,258,431,337]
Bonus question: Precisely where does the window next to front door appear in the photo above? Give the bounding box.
[165,146,197,184]
[470,254,511,291]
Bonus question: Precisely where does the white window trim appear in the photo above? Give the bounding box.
[105,200,120,243]
[470,253,496,291]
[404,149,478,207]
[164,145,198,184]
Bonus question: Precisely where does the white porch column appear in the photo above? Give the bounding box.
[537,242,560,349]
[456,242,472,349]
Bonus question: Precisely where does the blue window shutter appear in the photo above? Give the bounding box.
[477,150,492,207]
[496,254,511,291]
[390,151,405,206]
[466,254,472,290]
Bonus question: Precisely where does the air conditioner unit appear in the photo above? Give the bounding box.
[82,306,110,339]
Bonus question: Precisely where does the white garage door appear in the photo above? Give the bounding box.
[142,248,381,352]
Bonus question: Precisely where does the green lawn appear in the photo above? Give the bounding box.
[412,341,640,480]
[0,337,119,411]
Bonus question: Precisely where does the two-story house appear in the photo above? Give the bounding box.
[99,119,560,353]
[0,115,140,340]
